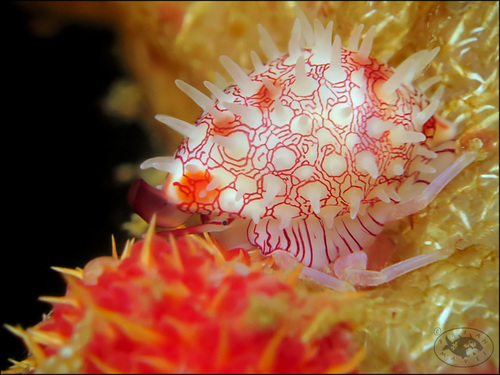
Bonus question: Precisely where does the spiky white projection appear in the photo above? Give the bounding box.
[130,10,476,292]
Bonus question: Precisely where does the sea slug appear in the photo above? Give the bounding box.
[129,10,476,292]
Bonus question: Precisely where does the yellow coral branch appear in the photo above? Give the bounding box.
[94,307,165,344]
[2,357,37,374]
[201,232,227,265]
[301,307,335,343]
[167,233,185,271]
[120,238,135,260]
[51,266,83,279]
[88,354,127,374]
[206,281,231,313]
[38,295,80,308]
[257,325,287,373]
[215,324,230,369]
[111,235,119,260]
[26,328,65,347]
[325,346,366,374]
[139,213,157,268]
[3,324,46,364]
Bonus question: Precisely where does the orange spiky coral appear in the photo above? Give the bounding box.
[3,220,362,374]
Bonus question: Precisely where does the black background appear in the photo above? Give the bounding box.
[3,2,152,369]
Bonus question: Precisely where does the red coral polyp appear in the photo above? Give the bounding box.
[8,232,361,374]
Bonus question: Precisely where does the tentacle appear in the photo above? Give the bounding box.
[393,151,477,218]
[156,218,235,237]
[128,179,193,228]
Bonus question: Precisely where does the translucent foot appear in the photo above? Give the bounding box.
[273,247,453,292]
[332,248,453,287]
[394,151,477,218]
[272,251,355,292]
[332,252,385,286]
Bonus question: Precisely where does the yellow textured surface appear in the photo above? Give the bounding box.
[16,1,499,373]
